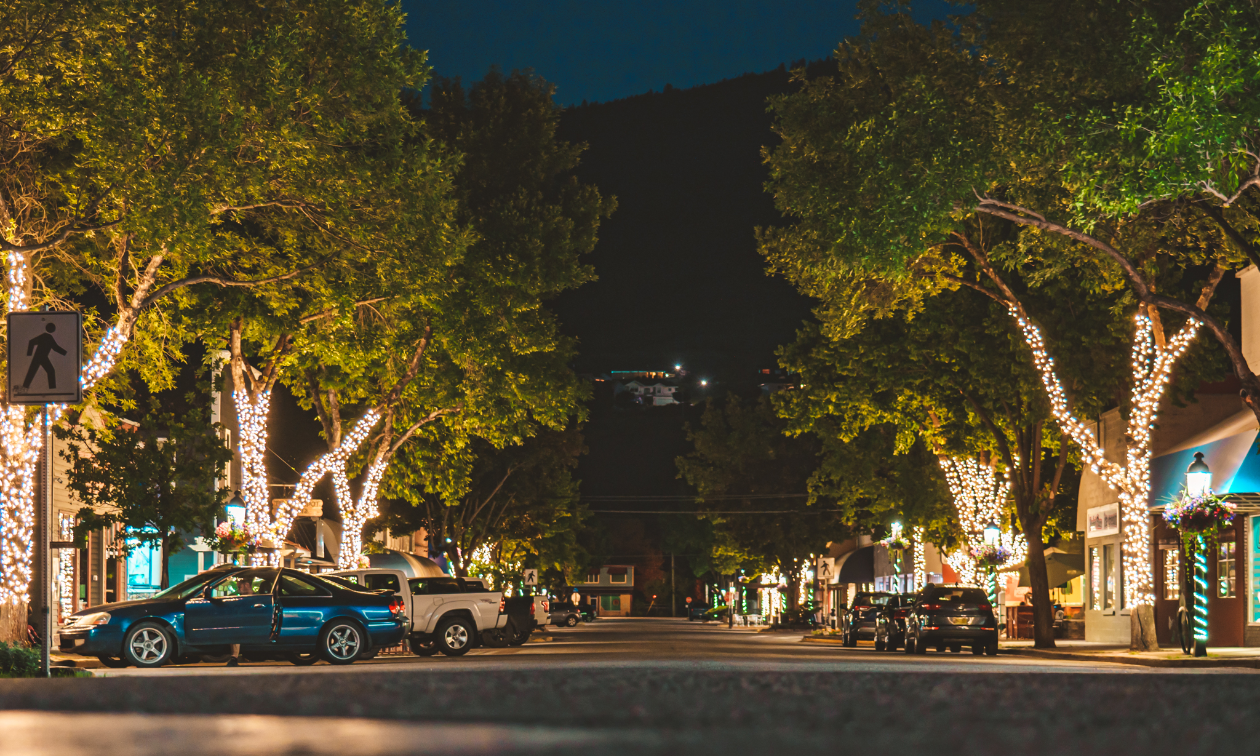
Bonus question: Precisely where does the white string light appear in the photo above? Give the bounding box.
[1011,306,1198,607]
[939,457,1027,586]
[912,526,926,590]
[272,409,382,546]
[233,389,273,540]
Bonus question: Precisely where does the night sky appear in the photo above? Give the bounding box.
[402,1,957,106]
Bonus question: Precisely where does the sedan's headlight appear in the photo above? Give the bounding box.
[71,612,111,627]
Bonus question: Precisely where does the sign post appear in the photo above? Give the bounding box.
[8,311,82,678]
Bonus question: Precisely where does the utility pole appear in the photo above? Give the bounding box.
[670,553,676,617]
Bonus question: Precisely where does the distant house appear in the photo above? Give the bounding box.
[618,380,681,406]
[758,367,798,396]
[574,565,635,617]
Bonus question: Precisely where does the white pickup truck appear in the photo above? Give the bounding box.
[327,569,508,656]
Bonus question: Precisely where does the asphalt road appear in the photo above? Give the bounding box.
[5,618,1259,755]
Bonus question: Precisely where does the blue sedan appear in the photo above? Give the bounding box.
[58,565,406,668]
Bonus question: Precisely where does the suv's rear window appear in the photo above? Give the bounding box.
[928,588,989,604]
[409,577,464,595]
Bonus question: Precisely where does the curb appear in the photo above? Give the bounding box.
[1002,647,1260,669]
[527,635,555,643]
[801,636,846,645]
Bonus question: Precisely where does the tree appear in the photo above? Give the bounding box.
[676,395,857,613]
[57,390,232,589]
[0,0,445,622]
[760,0,1232,649]
[371,424,589,590]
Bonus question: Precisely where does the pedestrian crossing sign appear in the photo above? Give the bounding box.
[7,311,82,405]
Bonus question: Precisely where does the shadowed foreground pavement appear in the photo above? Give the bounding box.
[4,618,1257,754]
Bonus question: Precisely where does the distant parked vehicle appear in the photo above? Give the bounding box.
[841,592,892,646]
[687,603,711,621]
[548,602,583,627]
[59,566,405,668]
[328,569,508,657]
[903,585,998,656]
[873,593,919,651]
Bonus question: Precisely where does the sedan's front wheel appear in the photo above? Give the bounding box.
[319,621,364,665]
[436,616,476,657]
[565,615,579,628]
[122,622,173,668]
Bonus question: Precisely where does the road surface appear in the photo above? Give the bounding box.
[4,617,1256,755]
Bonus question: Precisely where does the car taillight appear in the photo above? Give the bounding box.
[894,609,908,618]
[919,603,942,611]
[542,601,549,612]
[389,597,404,616]
[531,601,536,614]
[977,603,992,611]
[499,598,506,613]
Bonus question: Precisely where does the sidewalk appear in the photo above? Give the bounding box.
[1000,639,1260,668]
[799,634,1260,668]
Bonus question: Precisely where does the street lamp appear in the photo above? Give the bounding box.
[1186,452,1212,497]
[983,521,1000,546]
[1185,452,1211,657]
[225,491,245,527]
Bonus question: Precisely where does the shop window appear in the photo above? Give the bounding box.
[1218,541,1236,598]
[1089,547,1100,610]
[1102,544,1116,610]
[124,533,162,600]
[1250,516,1260,623]
[610,572,627,584]
[600,594,621,611]
[1162,547,1180,601]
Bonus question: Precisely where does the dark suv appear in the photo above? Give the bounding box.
[841,592,892,646]
[873,592,919,651]
[904,585,998,656]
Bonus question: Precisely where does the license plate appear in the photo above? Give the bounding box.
[948,617,976,626]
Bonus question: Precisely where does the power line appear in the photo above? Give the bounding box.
[589,509,831,514]
[582,493,810,501]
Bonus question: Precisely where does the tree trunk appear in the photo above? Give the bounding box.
[161,535,172,590]
[1131,604,1159,651]
[0,600,27,645]
[1022,531,1056,649]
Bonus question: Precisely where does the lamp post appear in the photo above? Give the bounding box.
[983,520,1000,616]
[1185,453,1211,657]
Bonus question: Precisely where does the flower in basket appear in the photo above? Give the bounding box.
[206,521,255,554]
[1163,493,1235,536]
[357,555,372,569]
[970,543,1012,569]
[879,534,910,552]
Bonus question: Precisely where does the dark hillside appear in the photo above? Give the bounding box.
[555,63,830,384]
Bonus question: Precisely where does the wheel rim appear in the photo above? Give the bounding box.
[129,628,167,663]
[444,623,469,649]
[326,625,361,660]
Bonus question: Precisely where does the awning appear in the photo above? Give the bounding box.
[1148,408,1260,508]
[1017,550,1084,588]
[834,545,874,584]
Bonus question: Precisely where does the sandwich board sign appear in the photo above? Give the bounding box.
[7,311,82,405]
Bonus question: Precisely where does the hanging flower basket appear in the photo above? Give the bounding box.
[880,535,909,552]
[1163,493,1235,536]
[205,521,257,555]
[970,544,1011,569]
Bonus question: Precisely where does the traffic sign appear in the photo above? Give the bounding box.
[7,311,81,404]
[523,569,537,586]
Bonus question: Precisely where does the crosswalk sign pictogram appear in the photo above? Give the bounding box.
[7,311,82,404]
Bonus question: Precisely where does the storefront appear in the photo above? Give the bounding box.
[1148,407,1260,647]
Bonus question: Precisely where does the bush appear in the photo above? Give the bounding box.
[0,641,40,678]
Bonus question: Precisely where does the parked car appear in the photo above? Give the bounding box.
[482,595,540,647]
[841,591,892,646]
[58,565,406,668]
[903,584,998,656]
[873,592,920,651]
[327,568,508,657]
[687,603,711,621]
[548,602,583,627]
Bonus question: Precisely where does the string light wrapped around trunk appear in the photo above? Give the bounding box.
[939,457,1025,586]
[1010,307,1198,608]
